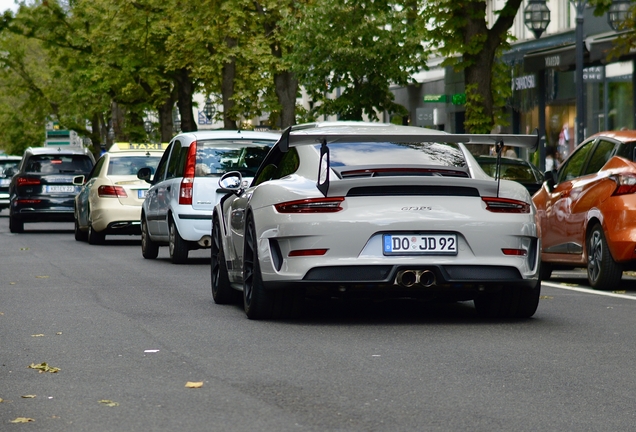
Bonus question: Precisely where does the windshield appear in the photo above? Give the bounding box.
[25,155,93,174]
[107,155,162,176]
[195,140,274,177]
[323,141,467,168]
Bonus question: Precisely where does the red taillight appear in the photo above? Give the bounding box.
[275,197,345,213]
[288,249,328,257]
[482,197,530,213]
[17,199,42,204]
[502,248,527,256]
[179,142,197,205]
[98,185,128,198]
[612,174,636,196]
[17,177,41,186]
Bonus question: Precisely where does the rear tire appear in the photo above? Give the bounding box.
[211,214,240,304]
[9,213,23,233]
[474,280,540,319]
[88,223,105,245]
[74,218,88,242]
[141,217,159,259]
[539,262,552,280]
[169,218,188,264]
[243,215,304,320]
[587,224,622,290]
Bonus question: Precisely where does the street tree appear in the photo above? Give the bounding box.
[420,0,521,133]
[283,0,426,122]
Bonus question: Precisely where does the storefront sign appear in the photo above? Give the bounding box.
[512,74,536,91]
[545,55,561,68]
[583,66,603,82]
[423,94,446,103]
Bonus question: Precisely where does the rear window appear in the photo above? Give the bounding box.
[1,160,19,177]
[107,155,162,176]
[323,141,467,168]
[25,155,93,174]
[195,140,274,177]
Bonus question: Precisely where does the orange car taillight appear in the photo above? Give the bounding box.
[17,177,41,186]
[275,197,345,213]
[482,197,530,213]
[98,185,128,198]
[611,174,636,196]
[179,142,197,205]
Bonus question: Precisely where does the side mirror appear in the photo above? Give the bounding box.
[543,170,557,191]
[217,171,244,195]
[72,175,85,185]
[137,167,152,183]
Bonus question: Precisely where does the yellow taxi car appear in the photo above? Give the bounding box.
[73,142,166,244]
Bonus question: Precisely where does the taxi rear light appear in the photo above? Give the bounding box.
[275,197,345,213]
[482,197,530,213]
[17,177,41,186]
[611,174,636,196]
[98,185,128,197]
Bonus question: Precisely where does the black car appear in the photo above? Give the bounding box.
[0,155,21,212]
[8,146,95,233]
[475,155,545,195]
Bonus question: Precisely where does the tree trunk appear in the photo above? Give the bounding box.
[274,70,298,129]
[158,90,176,143]
[222,37,238,130]
[111,101,127,142]
[89,114,102,158]
[175,68,197,133]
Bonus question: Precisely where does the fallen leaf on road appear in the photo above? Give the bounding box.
[0,398,4,403]
[561,283,579,287]
[20,247,29,251]
[28,362,60,373]
[539,296,554,299]
[56,332,62,335]
[31,334,45,337]
[10,417,34,423]
[10,282,15,285]
[185,381,203,388]
[99,399,119,407]
[35,276,49,279]
[21,395,36,399]
[613,290,626,294]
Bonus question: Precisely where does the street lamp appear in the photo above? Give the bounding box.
[608,0,630,30]
[524,0,551,39]
[524,0,551,171]
[144,120,153,134]
[203,98,216,122]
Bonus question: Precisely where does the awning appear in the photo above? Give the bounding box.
[587,31,634,63]
[523,43,581,73]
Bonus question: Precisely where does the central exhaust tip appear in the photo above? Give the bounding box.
[199,235,212,247]
[397,270,417,287]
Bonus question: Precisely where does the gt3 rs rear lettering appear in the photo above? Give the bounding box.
[401,206,432,211]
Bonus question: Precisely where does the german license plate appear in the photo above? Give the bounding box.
[383,233,457,255]
[46,185,75,193]
[137,190,147,199]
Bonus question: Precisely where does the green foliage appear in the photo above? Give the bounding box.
[283,0,426,121]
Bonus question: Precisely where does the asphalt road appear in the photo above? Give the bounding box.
[2,216,636,431]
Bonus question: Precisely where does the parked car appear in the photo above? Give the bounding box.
[8,146,95,233]
[73,143,166,244]
[0,154,21,212]
[139,130,279,263]
[533,130,636,289]
[475,155,545,195]
[211,121,541,320]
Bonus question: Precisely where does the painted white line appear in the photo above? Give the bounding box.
[542,281,636,300]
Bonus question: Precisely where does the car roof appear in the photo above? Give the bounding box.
[0,155,21,160]
[108,142,169,152]
[174,129,281,141]
[26,146,92,156]
[588,130,636,143]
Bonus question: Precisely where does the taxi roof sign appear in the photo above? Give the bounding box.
[109,142,169,152]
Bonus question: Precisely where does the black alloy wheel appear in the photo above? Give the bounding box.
[141,217,159,259]
[587,224,622,290]
[169,218,189,264]
[211,214,239,304]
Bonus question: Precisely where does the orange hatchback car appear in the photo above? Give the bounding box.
[533,130,636,289]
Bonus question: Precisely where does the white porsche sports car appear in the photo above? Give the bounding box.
[211,122,541,320]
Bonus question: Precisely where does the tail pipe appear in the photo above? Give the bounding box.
[396,270,436,288]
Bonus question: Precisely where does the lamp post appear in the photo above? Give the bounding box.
[571,0,587,147]
[524,0,551,171]
[608,0,630,30]
[144,120,153,134]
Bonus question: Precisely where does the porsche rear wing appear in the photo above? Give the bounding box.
[277,124,539,197]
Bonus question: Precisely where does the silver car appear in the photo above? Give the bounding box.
[211,122,541,320]
[139,130,279,263]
